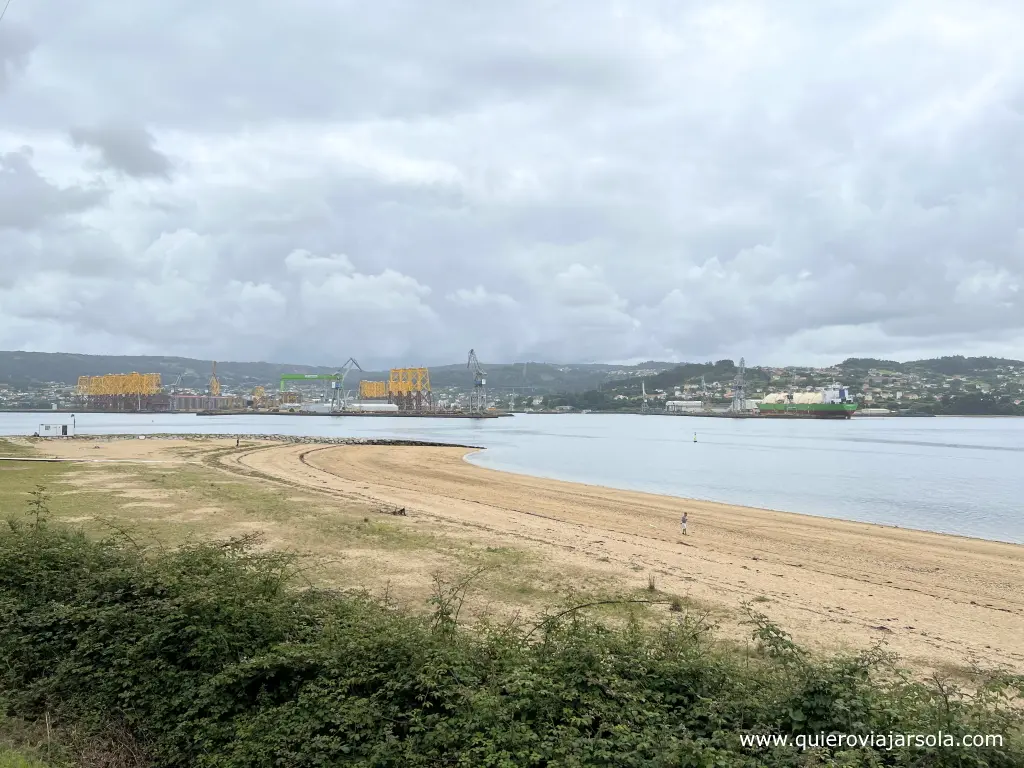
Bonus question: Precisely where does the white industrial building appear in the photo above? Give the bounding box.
[665,400,703,412]
[36,422,75,437]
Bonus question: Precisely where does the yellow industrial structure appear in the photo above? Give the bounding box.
[77,373,165,412]
[358,368,432,410]
[72,362,445,415]
[359,380,388,399]
[388,367,430,394]
[386,367,432,411]
[77,373,162,396]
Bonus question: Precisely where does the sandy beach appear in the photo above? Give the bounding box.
[10,436,1024,674]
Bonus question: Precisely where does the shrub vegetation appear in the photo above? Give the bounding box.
[0,516,1021,767]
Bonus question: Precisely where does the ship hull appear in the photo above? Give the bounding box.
[757,403,858,419]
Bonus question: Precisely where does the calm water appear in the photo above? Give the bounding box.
[1,412,1021,544]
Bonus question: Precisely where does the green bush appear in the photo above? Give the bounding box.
[0,521,1021,767]
[0,749,53,768]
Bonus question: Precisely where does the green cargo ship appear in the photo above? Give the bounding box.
[758,384,858,419]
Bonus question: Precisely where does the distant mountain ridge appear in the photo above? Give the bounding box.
[585,355,1024,397]
[1,351,1020,395]
[0,351,676,394]
[836,356,1023,376]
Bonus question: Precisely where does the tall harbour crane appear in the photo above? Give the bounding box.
[730,358,747,412]
[336,357,363,410]
[467,349,486,414]
[277,359,363,410]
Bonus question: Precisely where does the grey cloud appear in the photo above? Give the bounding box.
[1,1,1024,366]
[0,24,35,93]
[4,1,648,130]
[69,125,173,179]
[0,148,107,231]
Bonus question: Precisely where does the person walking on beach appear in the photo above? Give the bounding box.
[680,512,688,536]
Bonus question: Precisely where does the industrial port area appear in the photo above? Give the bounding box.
[67,355,864,420]
[72,350,504,419]
[4,352,1018,419]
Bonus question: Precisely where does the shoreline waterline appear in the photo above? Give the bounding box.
[1,412,1021,544]
[6,430,1021,549]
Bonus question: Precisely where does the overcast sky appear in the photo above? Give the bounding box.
[1,1,1022,369]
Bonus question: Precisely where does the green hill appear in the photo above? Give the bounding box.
[0,352,338,391]
[836,358,906,376]
[598,360,771,395]
[0,351,674,395]
[837,356,1023,377]
[3,351,1020,398]
[908,356,1022,375]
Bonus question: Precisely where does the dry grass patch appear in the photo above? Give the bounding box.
[0,440,747,629]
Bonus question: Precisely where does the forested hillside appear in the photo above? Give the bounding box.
[0,351,674,394]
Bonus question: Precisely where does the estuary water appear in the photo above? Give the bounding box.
[1,411,1021,544]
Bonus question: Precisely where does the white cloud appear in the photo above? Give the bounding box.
[296,267,434,319]
[284,250,355,278]
[446,286,518,309]
[141,229,220,283]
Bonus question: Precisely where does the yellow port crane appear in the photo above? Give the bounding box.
[209,361,221,397]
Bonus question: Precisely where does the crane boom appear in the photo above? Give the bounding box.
[277,359,363,410]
